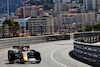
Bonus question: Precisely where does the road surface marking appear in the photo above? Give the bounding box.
[51,48,67,67]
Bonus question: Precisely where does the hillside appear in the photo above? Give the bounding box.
[27,0,54,10]
[0,0,24,14]
[0,0,54,14]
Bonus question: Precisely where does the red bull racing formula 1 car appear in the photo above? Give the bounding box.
[8,46,41,64]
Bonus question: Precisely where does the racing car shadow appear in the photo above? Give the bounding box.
[5,62,40,65]
[5,62,25,64]
[4,61,40,65]
[69,50,100,67]
[4,60,8,61]
[29,62,40,64]
[5,63,39,65]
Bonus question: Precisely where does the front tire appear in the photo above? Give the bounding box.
[34,52,41,63]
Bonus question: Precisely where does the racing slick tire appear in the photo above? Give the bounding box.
[8,50,15,63]
[34,52,41,63]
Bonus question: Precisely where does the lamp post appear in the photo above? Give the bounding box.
[40,24,43,35]
[23,0,26,37]
[93,5,96,31]
[31,26,32,36]
[7,0,9,19]
[2,24,4,37]
[73,23,75,33]
[63,24,66,34]
[22,27,24,37]
[50,19,52,35]
[60,14,62,34]
[50,25,52,35]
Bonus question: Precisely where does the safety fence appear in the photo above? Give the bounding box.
[73,31,100,65]
[0,34,70,48]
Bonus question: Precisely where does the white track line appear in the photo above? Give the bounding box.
[51,48,67,67]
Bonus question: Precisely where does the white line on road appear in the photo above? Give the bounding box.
[51,48,67,67]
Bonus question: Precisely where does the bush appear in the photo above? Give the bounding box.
[78,28,84,32]
[94,22,100,31]
[84,25,93,31]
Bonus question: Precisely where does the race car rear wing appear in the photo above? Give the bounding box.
[25,46,30,48]
[13,46,30,49]
[13,46,20,49]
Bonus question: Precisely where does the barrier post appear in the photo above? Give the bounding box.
[99,34,100,41]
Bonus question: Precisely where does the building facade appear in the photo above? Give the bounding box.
[61,13,94,28]
[13,17,31,36]
[83,0,96,11]
[54,13,94,33]
[53,0,71,3]
[27,17,54,35]
[96,0,100,12]
[55,2,68,16]
[15,5,44,18]
[97,13,100,21]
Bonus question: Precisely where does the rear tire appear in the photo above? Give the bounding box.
[8,50,15,63]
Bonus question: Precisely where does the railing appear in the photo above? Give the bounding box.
[0,34,70,48]
[73,31,100,65]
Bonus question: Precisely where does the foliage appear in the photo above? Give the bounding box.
[82,22,100,31]
[77,28,84,32]
[3,19,21,36]
[94,22,100,31]
[0,28,2,33]
[97,13,100,14]
[27,0,42,5]
[3,19,20,31]
[3,19,15,31]
[84,25,93,31]
[27,0,53,5]
[12,21,20,31]
[26,0,54,10]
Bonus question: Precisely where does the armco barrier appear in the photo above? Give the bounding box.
[0,34,70,48]
[73,31,100,65]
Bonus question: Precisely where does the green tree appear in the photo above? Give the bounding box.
[12,21,20,31]
[94,22,100,31]
[77,28,84,32]
[12,21,21,36]
[84,25,93,31]
[0,28,2,33]
[3,19,15,32]
[26,0,54,10]
[3,19,15,37]
[3,19,20,37]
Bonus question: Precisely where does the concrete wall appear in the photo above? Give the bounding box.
[0,34,70,48]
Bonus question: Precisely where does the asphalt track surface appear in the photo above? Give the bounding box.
[0,40,92,67]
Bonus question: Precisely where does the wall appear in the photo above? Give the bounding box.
[73,31,100,66]
[0,34,70,48]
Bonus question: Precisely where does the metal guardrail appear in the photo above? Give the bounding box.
[73,31,100,65]
[0,34,70,48]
